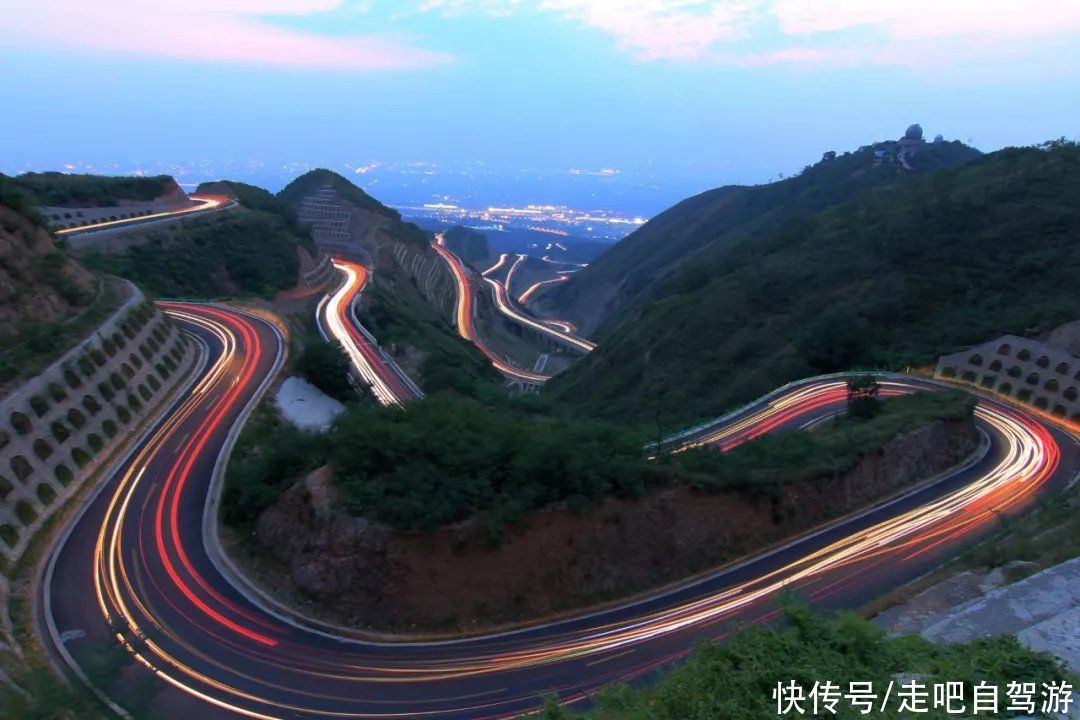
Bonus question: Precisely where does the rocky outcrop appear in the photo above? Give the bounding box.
[254,415,977,630]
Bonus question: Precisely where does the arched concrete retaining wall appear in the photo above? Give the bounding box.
[0,281,197,564]
[936,334,1080,422]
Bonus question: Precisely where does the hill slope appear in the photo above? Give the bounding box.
[278,170,497,395]
[541,132,980,335]
[548,142,1080,425]
[13,172,185,207]
[79,180,318,299]
[0,177,103,385]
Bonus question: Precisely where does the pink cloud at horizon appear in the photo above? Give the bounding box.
[2,0,451,71]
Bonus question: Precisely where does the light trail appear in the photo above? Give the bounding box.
[480,253,509,277]
[432,235,550,383]
[518,275,569,304]
[54,194,229,236]
[483,276,595,353]
[319,260,419,406]
[44,303,1079,720]
[503,253,525,295]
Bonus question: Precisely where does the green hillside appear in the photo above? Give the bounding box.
[548,142,1080,425]
[441,225,491,264]
[80,208,315,299]
[544,136,980,333]
[195,179,284,214]
[277,168,394,217]
[277,168,429,249]
[13,172,179,207]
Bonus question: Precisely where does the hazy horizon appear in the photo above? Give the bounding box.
[4,1,1079,213]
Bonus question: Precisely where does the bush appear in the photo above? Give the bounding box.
[534,603,1073,720]
[296,335,353,401]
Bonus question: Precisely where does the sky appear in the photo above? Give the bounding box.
[2,1,1079,211]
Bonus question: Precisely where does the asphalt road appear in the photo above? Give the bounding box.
[40,304,1080,719]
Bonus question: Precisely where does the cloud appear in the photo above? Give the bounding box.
[2,0,451,71]
[418,0,1080,66]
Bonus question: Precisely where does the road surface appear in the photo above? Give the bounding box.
[54,195,233,238]
[316,259,423,406]
[432,237,550,384]
[40,304,1080,719]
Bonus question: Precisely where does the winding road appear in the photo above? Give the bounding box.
[54,194,232,238]
[432,238,550,384]
[39,301,1080,719]
[316,259,423,406]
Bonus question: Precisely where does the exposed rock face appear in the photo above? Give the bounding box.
[254,415,977,630]
[0,205,96,344]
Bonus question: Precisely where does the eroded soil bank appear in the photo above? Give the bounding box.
[238,414,978,632]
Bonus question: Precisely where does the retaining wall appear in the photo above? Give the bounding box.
[0,281,197,563]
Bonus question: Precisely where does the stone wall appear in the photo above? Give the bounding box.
[936,334,1080,423]
[0,281,197,563]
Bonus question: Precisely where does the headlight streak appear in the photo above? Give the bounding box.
[432,238,550,383]
[320,260,416,406]
[69,309,1070,720]
[517,275,570,304]
[482,276,596,353]
[54,195,228,236]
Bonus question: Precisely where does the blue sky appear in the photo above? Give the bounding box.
[3,1,1079,198]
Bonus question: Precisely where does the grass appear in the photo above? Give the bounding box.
[0,277,124,391]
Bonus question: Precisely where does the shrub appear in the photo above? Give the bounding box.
[50,421,70,443]
[55,464,74,486]
[33,439,52,460]
[29,395,49,417]
[71,447,91,467]
[15,501,37,525]
[11,411,32,435]
[36,484,57,505]
[63,368,81,389]
[47,382,67,402]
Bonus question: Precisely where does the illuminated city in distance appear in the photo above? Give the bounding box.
[400,202,648,242]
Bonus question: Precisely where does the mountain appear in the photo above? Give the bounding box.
[0,176,99,385]
[547,141,1080,425]
[277,170,496,395]
[441,225,491,265]
[13,172,185,208]
[540,129,981,335]
[76,176,319,299]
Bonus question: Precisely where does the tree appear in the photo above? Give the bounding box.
[846,375,881,420]
[297,335,353,401]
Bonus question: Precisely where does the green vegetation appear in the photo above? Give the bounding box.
[551,143,1080,425]
[360,280,499,397]
[0,174,46,226]
[547,138,980,331]
[442,225,491,264]
[676,390,974,496]
[12,172,175,207]
[278,168,393,217]
[81,209,312,299]
[329,397,657,532]
[533,603,1073,720]
[195,179,282,214]
[276,168,429,247]
[296,333,353,401]
[224,390,971,535]
[221,404,329,527]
